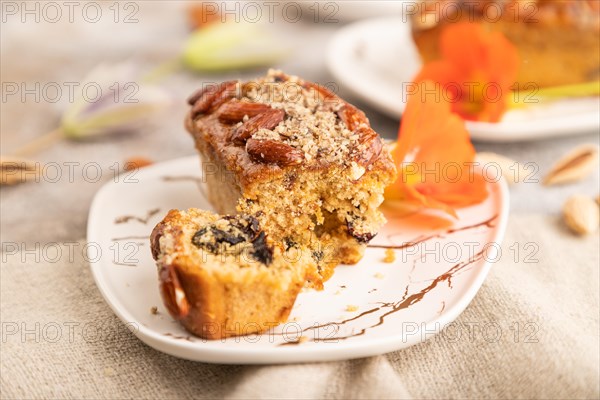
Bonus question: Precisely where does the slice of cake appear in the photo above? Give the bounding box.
[150,209,317,339]
[185,70,397,288]
[411,0,600,88]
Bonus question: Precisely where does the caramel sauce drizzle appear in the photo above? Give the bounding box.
[308,249,486,342]
[161,175,208,201]
[163,332,194,342]
[113,261,137,267]
[368,214,498,250]
[161,175,202,184]
[276,214,497,344]
[114,208,160,225]
[111,235,149,241]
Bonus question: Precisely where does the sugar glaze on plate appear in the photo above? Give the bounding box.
[87,156,508,364]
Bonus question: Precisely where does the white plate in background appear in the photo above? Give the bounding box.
[297,1,405,22]
[327,17,600,142]
[88,156,508,364]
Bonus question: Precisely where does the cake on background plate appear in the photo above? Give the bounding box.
[411,0,600,88]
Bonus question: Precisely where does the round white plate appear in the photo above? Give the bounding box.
[326,17,600,142]
[297,1,405,22]
[87,156,508,364]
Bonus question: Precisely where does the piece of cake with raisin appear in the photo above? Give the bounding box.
[184,70,397,288]
[150,208,317,340]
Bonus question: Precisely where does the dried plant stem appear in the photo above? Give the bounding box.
[509,80,600,109]
[142,58,182,84]
[11,128,64,157]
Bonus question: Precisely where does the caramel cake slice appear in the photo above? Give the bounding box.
[150,209,317,340]
[185,70,397,288]
[411,0,600,88]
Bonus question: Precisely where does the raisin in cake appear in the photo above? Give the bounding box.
[150,209,317,339]
[411,0,600,88]
[185,70,397,288]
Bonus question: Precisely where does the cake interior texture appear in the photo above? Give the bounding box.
[186,70,397,288]
[151,208,316,339]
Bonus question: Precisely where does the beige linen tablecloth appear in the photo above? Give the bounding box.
[2,214,598,399]
[1,2,599,398]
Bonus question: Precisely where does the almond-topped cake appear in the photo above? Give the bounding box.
[185,70,397,288]
[150,209,318,339]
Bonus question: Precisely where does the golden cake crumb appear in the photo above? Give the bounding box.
[297,336,308,344]
[374,272,384,279]
[383,248,396,263]
[346,305,359,312]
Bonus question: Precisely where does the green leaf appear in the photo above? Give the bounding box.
[182,22,287,72]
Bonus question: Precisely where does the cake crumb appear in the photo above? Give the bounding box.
[103,367,115,377]
[150,306,158,315]
[334,290,342,295]
[374,272,384,279]
[383,248,396,263]
[297,336,308,344]
[346,305,359,312]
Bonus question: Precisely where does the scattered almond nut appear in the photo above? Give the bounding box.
[124,157,153,171]
[0,157,40,185]
[563,195,599,235]
[187,3,222,30]
[477,152,526,185]
[544,144,599,186]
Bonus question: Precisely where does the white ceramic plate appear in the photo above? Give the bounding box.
[326,17,600,142]
[87,156,508,364]
[297,1,405,22]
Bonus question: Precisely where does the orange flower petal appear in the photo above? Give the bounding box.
[390,80,488,217]
[414,22,519,123]
[414,173,488,207]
